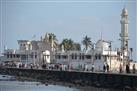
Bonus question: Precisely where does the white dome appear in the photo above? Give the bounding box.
[122,8,128,16]
[95,40,110,51]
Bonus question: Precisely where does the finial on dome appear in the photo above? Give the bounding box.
[121,8,128,16]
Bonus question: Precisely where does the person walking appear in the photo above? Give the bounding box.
[106,64,109,72]
[133,64,136,74]
[119,64,122,73]
[103,63,106,72]
[91,64,94,72]
[126,64,130,73]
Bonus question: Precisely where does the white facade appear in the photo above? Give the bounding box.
[55,39,122,71]
[3,33,54,65]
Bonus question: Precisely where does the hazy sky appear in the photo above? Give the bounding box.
[0,0,136,60]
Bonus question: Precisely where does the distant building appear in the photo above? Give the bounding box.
[3,33,57,65]
[2,8,137,71]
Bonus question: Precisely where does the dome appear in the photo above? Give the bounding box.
[121,8,128,16]
[95,40,110,51]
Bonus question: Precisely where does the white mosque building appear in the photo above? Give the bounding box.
[2,8,137,71]
[3,33,54,66]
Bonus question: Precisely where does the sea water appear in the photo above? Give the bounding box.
[0,75,121,91]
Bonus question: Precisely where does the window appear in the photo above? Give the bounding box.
[10,54,12,58]
[35,55,37,59]
[62,55,67,59]
[55,55,57,59]
[95,54,97,60]
[79,53,81,59]
[82,54,84,60]
[86,55,91,59]
[7,55,9,58]
[13,54,16,58]
[16,54,20,58]
[21,55,27,60]
[58,55,60,59]
[31,52,33,58]
[72,54,74,59]
[75,53,77,59]
[98,54,101,60]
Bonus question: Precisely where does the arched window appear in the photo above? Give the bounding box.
[72,53,74,59]
[95,54,97,60]
[82,53,84,60]
[79,53,81,59]
[98,54,101,60]
[75,53,77,59]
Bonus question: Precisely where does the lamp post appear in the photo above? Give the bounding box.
[108,41,112,71]
[118,39,124,71]
[91,42,95,64]
[105,40,112,71]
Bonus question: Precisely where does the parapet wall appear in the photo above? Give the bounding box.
[0,68,137,90]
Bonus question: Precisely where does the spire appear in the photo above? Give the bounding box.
[121,0,128,17]
[100,30,103,40]
[122,0,126,8]
[40,36,43,41]
[100,24,103,40]
[44,33,49,42]
[120,6,129,62]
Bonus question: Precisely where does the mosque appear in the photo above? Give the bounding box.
[1,8,137,71]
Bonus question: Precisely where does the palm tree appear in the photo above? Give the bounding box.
[82,36,92,51]
[48,33,57,42]
[48,33,58,50]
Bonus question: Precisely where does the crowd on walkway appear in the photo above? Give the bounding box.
[42,63,95,72]
[0,61,136,74]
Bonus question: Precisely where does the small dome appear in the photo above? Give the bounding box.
[122,8,128,16]
[95,40,110,51]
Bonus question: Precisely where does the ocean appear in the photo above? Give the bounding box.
[0,75,121,91]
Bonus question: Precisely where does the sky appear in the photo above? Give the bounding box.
[0,0,136,60]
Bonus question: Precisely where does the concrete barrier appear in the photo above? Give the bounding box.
[0,67,137,90]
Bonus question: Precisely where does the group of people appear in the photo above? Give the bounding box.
[103,63,109,72]
[42,63,96,72]
[119,63,136,74]
[1,61,136,74]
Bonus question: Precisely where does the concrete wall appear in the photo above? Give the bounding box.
[0,68,137,90]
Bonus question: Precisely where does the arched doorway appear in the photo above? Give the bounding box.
[42,50,50,64]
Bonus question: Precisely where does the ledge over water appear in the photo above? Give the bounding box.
[0,67,137,91]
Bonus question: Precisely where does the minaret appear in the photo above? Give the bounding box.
[120,8,129,60]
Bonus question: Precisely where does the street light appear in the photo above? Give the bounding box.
[105,40,113,71]
[91,42,96,64]
[108,41,112,71]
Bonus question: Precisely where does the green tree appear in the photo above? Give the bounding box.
[60,38,73,51]
[72,43,81,51]
[82,36,92,51]
[60,38,81,51]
